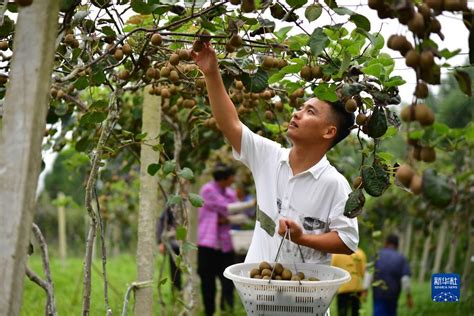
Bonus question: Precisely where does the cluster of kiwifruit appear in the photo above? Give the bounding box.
[261,55,288,70]
[299,64,324,82]
[400,103,435,127]
[228,0,256,13]
[288,88,305,108]
[396,164,424,195]
[249,261,320,281]
[225,34,244,53]
[63,33,80,49]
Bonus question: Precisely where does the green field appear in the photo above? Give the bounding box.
[21,254,471,315]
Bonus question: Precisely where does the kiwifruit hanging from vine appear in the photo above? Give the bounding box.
[229,34,243,48]
[411,145,422,161]
[408,12,425,36]
[146,67,157,79]
[397,5,415,25]
[277,59,288,69]
[169,53,180,66]
[443,0,467,11]
[415,103,435,126]
[292,88,305,98]
[160,66,171,78]
[400,106,415,122]
[311,65,323,79]
[345,98,358,113]
[262,56,274,69]
[396,164,415,187]
[265,110,275,120]
[169,70,179,83]
[429,18,441,33]
[419,51,434,70]
[353,176,363,189]
[199,30,211,42]
[300,65,313,81]
[113,48,124,60]
[405,50,420,68]
[192,40,204,52]
[118,69,130,80]
[225,43,236,53]
[368,0,383,10]
[161,87,170,98]
[356,113,368,125]
[414,82,429,98]
[424,0,443,11]
[241,0,256,12]
[178,49,191,61]
[274,101,284,111]
[418,4,432,19]
[230,0,241,5]
[410,175,423,194]
[150,33,162,46]
[122,43,132,55]
[420,146,436,162]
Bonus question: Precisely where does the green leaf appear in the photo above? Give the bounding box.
[376,151,394,164]
[91,65,106,86]
[79,111,107,126]
[0,16,14,37]
[131,0,155,14]
[268,72,285,84]
[453,70,472,96]
[183,240,198,251]
[281,63,303,74]
[287,0,307,8]
[333,7,354,15]
[89,100,108,110]
[147,163,161,176]
[350,14,370,32]
[308,28,329,57]
[305,4,322,22]
[343,189,365,218]
[189,193,204,207]
[74,76,89,91]
[313,84,338,102]
[75,137,90,152]
[469,29,474,64]
[288,34,309,51]
[176,226,187,241]
[240,68,268,93]
[438,48,461,59]
[384,76,406,88]
[361,162,390,197]
[135,132,147,141]
[274,26,293,42]
[324,0,338,9]
[367,106,388,138]
[167,194,182,206]
[177,167,194,180]
[422,169,454,208]
[163,160,176,175]
[362,63,384,77]
[263,122,281,135]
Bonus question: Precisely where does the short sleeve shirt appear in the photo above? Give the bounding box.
[233,124,358,264]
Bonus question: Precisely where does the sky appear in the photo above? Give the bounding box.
[37,1,472,193]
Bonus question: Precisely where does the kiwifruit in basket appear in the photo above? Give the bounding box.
[253,274,263,279]
[274,275,282,280]
[250,268,260,278]
[261,268,272,278]
[259,261,272,271]
[281,269,292,280]
[296,272,305,280]
[308,277,320,281]
[262,275,272,280]
[273,263,284,275]
[291,275,302,281]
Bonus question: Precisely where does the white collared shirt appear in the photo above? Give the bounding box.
[233,124,358,264]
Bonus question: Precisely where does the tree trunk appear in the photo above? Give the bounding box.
[444,218,459,273]
[461,214,474,300]
[0,2,59,315]
[418,220,434,283]
[410,230,422,278]
[58,193,67,263]
[403,219,413,258]
[432,220,448,274]
[134,87,161,316]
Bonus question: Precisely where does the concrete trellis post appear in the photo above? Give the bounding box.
[0,1,60,315]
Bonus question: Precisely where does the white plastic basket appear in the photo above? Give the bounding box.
[224,262,350,316]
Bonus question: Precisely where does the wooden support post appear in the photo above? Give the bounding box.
[0,1,60,315]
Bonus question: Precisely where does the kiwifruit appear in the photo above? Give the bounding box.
[300,65,313,81]
[356,113,368,125]
[396,164,415,187]
[262,56,274,69]
[418,4,432,19]
[291,276,302,281]
[345,98,358,113]
[169,53,180,66]
[56,89,65,99]
[322,74,332,82]
[415,104,435,126]
[250,267,260,277]
[199,30,211,42]
[150,33,162,46]
[311,65,323,79]
[368,0,383,10]
[169,70,179,83]
[415,82,429,98]
[281,269,292,280]
[225,43,236,53]
[70,39,80,49]
[64,34,75,45]
[274,275,282,280]
[308,277,320,281]
[230,0,241,4]
[139,56,151,69]
[0,41,8,51]
[420,146,436,162]
[178,49,191,61]
[391,35,412,56]
[161,88,170,98]
[261,268,272,277]
[113,48,124,60]
[424,0,443,10]
[293,88,305,98]
[400,105,415,122]
[118,69,130,80]
[183,99,196,108]
[405,50,420,68]
[15,0,33,7]
[410,175,423,194]
[397,6,415,25]
[160,67,171,77]
[272,58,281,69]
[196,78,206,88]
[192,40,204,52]
[50,87,58,98]
[420,51,434,70]
[146,67,157,79]
[444,0,467,11]
[274,101,283,111]
[265,110,274,120]
[259,261,272,271]
[387,35,398,50]
[261,90,272,99]
[122,43,132,55]
[273,263,284,275]
[241,0,256,12]
[235,80,244,90]
[429,18,441,33]
[353,176,363,189]
[377,4,395,19]
[277,59,288,69]
[408,12,425,36]
[169,84,178,95]
[229,34,243,48]
[411,146,422,161]
[253,274,263,279]
[297,272,305,280]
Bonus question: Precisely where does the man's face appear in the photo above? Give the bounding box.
[287,98,336,145]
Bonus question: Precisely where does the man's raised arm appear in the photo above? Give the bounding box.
[191,42,242,154]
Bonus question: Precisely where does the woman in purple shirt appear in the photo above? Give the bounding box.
[197,163,237,316]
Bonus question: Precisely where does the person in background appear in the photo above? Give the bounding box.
[197,163,255,316]
[331,248,367,316]
[368,234,413,316]
[156,205,181,291]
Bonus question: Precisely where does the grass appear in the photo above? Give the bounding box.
[21,254,471,315]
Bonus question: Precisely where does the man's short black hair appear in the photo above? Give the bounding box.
[212,163,235,181]
[326,99,355,148]
[386,234,399,248]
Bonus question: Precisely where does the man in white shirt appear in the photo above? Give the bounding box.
[191,42,358,264]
